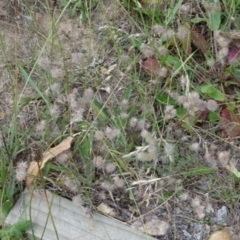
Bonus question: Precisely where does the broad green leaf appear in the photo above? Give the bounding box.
[164,55,182,70]
[208,11,221,31]
[190,18,206,24]
[227,102,236,111]
[77,133,94,182]
[0,220,31,239]
[2,199,14,218]
[206,1,221,30]
[200,84,225,101]
[176,106,186,119]
[155,93,176,105]
[208,112,219,122]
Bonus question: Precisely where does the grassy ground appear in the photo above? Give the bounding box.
[1,0,240,239]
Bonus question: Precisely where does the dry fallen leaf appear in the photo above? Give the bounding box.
[35,13,42,22]
[142,58,161,76]
[208,229,232,240]
[97,203,117,217]
[138,220,169,236]
[26,137,73,186]
[221,108,240,137]
[190,28,208,54]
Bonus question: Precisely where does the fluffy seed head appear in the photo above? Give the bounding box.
[206,58,215,67]
[63,176,78,193]
[218,47,229,61]
[137,119,146,130]
[100,180,115,191]
[94,130,104,141]
[176,95,187,105]
[217,151,230,166]
[50,67,63,79]
[152,25,165,36]
[83,88,94,103]
[141,130,155,144]
[37,56,51,70]
[129,117,138,128]
[120,99,129,111]
[105,163,116,173]
[105,127,120,140]
[72,194,84,206]
[216,35,231,48]
[179,192,189,201]
[207,99,218,111]
[195,205,206,219]
[164,142,175,161]
[49,104,61,118]
[93,156,105,169]
[189,142,200,152]
[35,120,46,137]
[140,43,155,58]
[70,108,84,123]
[68,88,79,111]
[148,144,158,158]
[157,45,168,56]
[98,191,107,200]
[164,105,177,120]
[162,29,175,41]
[15,161,28,182]
[179,3,191,13]
[120,112,128,119]
[177,25,188,41]
[56,150,72,164]
[113,176,125,188]
[158,67,168,78]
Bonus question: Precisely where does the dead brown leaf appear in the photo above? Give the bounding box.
[138,219,170,236]
[208,229,232,240]
[179,23,192,55]
[221,108,240,137]
[97,203,117,217]
[142,58,161,76]
[190,28,208,54]
[26,137,73,186]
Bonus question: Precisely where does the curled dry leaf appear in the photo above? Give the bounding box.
[208,228,232,240]
[26,137,73,186]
